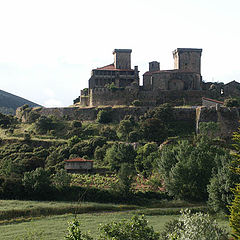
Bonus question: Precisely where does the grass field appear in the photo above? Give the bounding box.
[0,200,231,240]
[0,212,183,239]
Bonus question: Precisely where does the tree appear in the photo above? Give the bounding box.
[100,127,118,140]
[207,153,239,213]
[229,130,240,239]
[140,118,167,143]
[96,110,112,124]
[158,137,227,201]
[135,142,159,177]
[117,120,134,140]
[104,143,136,171]
[116,163,135,197]
[22,167,51,198]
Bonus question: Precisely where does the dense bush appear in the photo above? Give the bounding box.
[158,137,228,201]
[140,118,167,143]
[161,209,228,240]
[117,119,134,140]
[96,110,112,124]
[224,98,240,107]
[99,126,118,140]
[65,215,160,240]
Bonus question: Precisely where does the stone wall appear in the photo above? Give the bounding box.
[196,106,240,138]
[23,106,196,124]
[90,88,139,106]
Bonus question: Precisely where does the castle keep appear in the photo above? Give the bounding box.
[76,48,240,107]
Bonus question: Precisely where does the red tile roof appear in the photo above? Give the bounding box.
[94,63,133,71]
[202,97,224,104]
[143,69,198,76]
[65,158,94,162]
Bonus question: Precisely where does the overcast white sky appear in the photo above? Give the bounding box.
[0,0,240,107]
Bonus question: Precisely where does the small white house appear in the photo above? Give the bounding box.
[64,158,94,173]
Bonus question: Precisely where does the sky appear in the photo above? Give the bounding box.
[0,0,240,107]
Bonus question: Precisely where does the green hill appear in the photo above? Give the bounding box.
[0,89,41,115]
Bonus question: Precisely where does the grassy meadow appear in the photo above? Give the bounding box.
[0,200,230,240]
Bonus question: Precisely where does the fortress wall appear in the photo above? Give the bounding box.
[35,106,196,123]
[90,88,138,106]
[196,106,240,138]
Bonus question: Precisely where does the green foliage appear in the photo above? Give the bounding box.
[135,142,159,177]
[116,163,135,197]
[94,145,108,162]
[207,153,239,213]
[104,143,136,171]
[128,131,141,143]
[100,127,118,141]
[51,169,71,189]
[23,132,31,141]
[229,129,240,239]
[140,118,167,143]
[158,137,227,201]
[22,167,51,195]
[161,209,228,240]
[99,215,160,240]
[34,116,54,134]
[0,112,16,128]
[224,98,240,107]
[117,120,134,140]
[96,110,112,124]
[229,184,240,239]
[65,218,93,240]
[132,100,142,106]
[199,122,220,138]
[71,120,82,129]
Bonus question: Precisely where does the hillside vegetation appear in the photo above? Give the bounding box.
[0,103,240,239]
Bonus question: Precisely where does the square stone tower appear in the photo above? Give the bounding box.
[113,49,132,69]
[149,61,160,72]
[173,48,202,74]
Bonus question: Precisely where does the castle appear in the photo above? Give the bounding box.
[75,48,240,107]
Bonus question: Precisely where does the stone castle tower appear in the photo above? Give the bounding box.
[113,49,132,69]
[173,48,202,73]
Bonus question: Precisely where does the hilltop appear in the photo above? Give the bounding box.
[0,89,41,115]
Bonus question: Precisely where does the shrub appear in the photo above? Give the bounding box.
[71,120,82,129]
[132,100,142,106]
[65,218,93,240]
[99,215,160,240]
[161,209,228,240]
[96,110,112,124]
[224,98,240,107]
